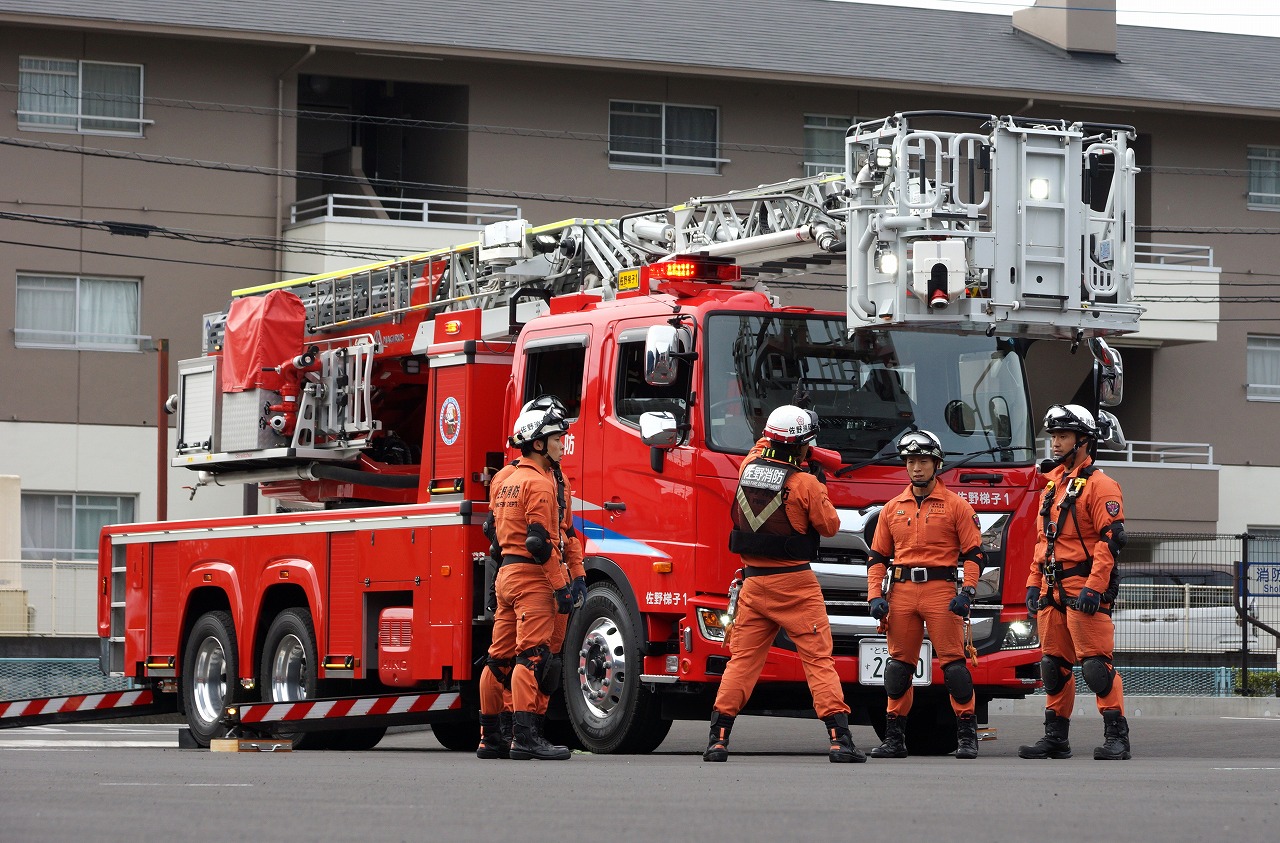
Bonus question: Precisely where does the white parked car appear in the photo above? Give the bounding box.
[1112,569,1260,654]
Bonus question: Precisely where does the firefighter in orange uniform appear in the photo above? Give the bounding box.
[477,397,586,759]
[1019,404,1131,761]
[866,430,985,760]
[476,405,579,761]
[704,404,866,763]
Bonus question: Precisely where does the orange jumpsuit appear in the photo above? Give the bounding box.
[480,460,570,716]
[712,439,849,720]
[487,460,587,718]
[868,480,982,717]
[1026,456,1126,715]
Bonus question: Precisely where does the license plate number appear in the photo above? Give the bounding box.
[858,639,932,686]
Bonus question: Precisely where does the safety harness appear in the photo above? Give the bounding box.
[728,457,820,561]
[1038,465,1119,614]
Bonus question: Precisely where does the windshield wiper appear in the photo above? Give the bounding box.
[834,444,1035,477]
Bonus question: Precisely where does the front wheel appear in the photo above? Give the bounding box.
[182,610,241,747]
[563,582,671,754]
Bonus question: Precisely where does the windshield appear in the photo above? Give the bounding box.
[703,314,1034,464]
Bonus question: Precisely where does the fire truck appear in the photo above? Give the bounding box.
[5,112,1139,753]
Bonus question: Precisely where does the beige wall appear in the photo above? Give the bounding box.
[2,23,1279,533]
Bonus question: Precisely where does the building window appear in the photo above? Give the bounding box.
[15,273,142,350]
[609,101,722,172]
[20,493,136,560]
[804,114,854,177]
[1248,146,1280,210]
[1247,335,1280,401]
[18,57,146,136]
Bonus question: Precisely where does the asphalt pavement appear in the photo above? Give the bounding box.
[1,700,1277,843]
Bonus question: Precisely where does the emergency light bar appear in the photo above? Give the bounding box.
[618,254,742,297]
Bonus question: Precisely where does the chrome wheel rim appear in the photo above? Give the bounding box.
[269,633,309,701]
[192,634,228,727]
[575,615,627,718]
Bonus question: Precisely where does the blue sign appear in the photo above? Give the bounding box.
[1246,563,1280,598]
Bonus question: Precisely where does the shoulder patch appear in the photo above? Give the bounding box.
[973,514,981,529]
[1105,500,1120,517]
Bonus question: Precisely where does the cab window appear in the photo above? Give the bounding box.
[615,338,690,427]
[523,340,586,420]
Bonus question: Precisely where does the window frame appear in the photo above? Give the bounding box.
[15,272,144,351]
[17,56,149,137]
[803,113,856,178]
[608,99,725,173]
[1247,146,1280,211]
[20,492,137,561]
[1246,334,1280,401]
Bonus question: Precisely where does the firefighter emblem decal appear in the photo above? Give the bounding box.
[1105,500,1120,517]
[439,397,461,446]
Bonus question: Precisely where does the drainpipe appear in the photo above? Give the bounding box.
[275,45,317,276]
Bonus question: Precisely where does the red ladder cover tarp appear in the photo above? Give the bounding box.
[221,289,306,393]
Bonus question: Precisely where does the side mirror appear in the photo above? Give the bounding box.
[643,324,692,387]
[1097,410,1126,450]
[639,411,680,448]
[1090,338,1124,407]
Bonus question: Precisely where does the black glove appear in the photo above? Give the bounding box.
[1026,587,1041,616]
[1075,586,1102,615]
[569,576,587,609]
[808,461,827,485]
[553,585,574,614]
[485,586,498,614]
[868,597,889,620]
[948,588,972,617]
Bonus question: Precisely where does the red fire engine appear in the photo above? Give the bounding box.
[5,113,1140,753]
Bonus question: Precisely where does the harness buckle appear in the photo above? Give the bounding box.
[909,567,928,583]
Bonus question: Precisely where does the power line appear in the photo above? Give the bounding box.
[0,238,296,275]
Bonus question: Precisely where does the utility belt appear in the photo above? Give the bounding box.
[889,565,958,584]
[743,563,812,578]
[500,554,542,568]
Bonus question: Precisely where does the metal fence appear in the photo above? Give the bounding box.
[1116,533,1279,657]
[0,658,132,700]
[0,560,98,636]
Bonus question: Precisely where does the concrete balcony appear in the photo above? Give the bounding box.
[281,194,522,278]
[1047,439,1220,533]
[1129,242,1220,347]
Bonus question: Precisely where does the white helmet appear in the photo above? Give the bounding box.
[763,404,819,445]
[1043,404,1097,438]
[509,408,569,448]
[897,430,945,464]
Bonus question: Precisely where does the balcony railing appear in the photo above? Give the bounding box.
[0,560,97,637]
[1044,439,1215,466]
[289,194,521,227]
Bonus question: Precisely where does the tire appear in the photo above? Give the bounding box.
[182,610,242,747]
[325,726,387,751]
[430,720,479,751]
[563,582,672,754]
[259,608,331,750]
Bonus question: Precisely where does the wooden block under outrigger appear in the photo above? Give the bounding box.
[210,737,293,752]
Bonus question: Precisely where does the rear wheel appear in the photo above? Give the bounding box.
[258,608,384,751]
[430,720,480,751]
[563,582,672,754]
[182,610,241,747]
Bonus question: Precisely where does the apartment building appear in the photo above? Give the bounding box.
[1,0,1277,584]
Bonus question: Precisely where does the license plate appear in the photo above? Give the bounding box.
[858,638,932,686]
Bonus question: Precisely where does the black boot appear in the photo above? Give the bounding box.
[1094,709,1132,760]
[703,712,734,762]
[822,713,867,763]
[1018,709,1072,759]
[509,711,571,760]
[869,713,908,759]
[955,713,978,760]
[476,714,508,760]
[499,711,513,754]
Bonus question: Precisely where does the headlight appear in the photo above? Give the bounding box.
[697,607,727,642]
[1003,619,1039,650]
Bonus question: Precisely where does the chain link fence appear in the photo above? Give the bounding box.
[0,560,98,636]
[0,658,133,700]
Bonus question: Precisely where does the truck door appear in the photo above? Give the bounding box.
[583,321,696,609]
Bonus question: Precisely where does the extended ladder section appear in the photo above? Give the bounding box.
[845,111,1140,339]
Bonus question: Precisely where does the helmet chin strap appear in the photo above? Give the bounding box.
[1039,436,1085,474]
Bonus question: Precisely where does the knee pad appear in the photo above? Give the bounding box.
[942,659,974,704]
[484,656,514,689]
[517,644,558,694]
[1081,656,1115,697]
[883,658,914,699]
[1039,655,1073,695]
